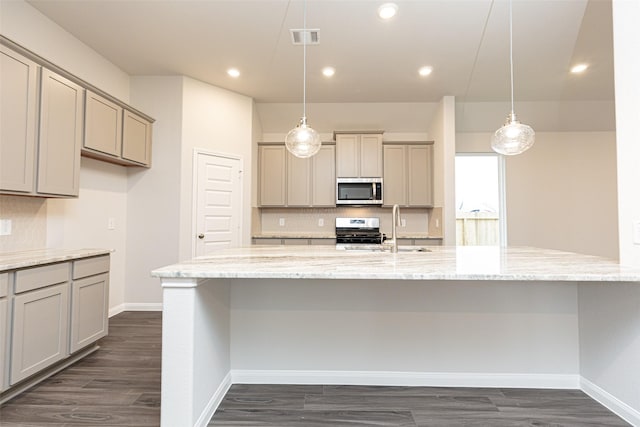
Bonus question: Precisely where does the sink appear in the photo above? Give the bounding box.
[398,246,431,252]
[338,244,431,253]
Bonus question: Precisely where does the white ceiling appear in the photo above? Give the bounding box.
[26,0,613,104]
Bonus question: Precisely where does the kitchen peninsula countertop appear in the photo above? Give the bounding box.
[0,248,112,271]
[152,245,640,282]
[252,234,443,239]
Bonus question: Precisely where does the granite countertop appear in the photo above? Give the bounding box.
[0,248,112,271]
[151,245,640,282]
[252,234,443,239]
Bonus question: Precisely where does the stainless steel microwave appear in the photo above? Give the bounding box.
[336,178,383,205]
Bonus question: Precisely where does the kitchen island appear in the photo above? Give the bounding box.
[152,246,640,427]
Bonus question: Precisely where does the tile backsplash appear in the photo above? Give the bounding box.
[0,195,47,252]
[259,207,439,237]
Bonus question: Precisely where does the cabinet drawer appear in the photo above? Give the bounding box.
[0,272,8,297]
[73,255,110,279]
[15,262,69,294]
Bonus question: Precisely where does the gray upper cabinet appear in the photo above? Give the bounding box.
[0,45,39,193]
[122,109,152,166]
[311,145,336,206]
[83,90,123,157]
[259,145,287,206]
[1,40,154,193]
[335,132,383,178]
[260,144,336,208]
[383,143,434,207]
[287,152,311,207]
[37,68,84,197]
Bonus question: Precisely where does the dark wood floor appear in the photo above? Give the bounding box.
[0,311,631,426]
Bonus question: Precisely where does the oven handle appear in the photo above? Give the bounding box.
[372,182,376,200]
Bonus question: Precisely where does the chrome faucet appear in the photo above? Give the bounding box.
[389,204,400,253]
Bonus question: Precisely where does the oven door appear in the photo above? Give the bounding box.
[336,178,383,205]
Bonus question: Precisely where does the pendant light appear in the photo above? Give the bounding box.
[284,0,321,158]
[491,0,535,156]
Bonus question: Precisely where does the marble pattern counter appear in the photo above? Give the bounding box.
[152,245,640,282]
[0,248,112,271]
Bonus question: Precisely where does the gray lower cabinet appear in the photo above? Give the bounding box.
[11,282,70,385]
[70,256,110,353]
[0,273,8,392]
[1,254,110,392]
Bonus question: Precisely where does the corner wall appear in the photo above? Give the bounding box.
[457,132,619,259]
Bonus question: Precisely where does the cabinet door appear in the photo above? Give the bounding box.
[70,273,109,353]
[84,90,122,157]
[1,46,39,193]
[360,134,383,177]
[335,134,359,177]
[312,145,336,206]
[37,68,83,197]
[11,282,70,385]
[287,152,311,206]
[383,145,407,207]
[408,145,434,207]
[122,110,152,166]
[259,146,286,206]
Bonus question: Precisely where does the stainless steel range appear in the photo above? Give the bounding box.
[335,217,384,245]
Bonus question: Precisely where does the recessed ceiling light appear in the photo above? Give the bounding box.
[322,67,335,77]
[227,68,240,78]
[378,3,398,20]
[418,66,433,76]
[570,63,588,74]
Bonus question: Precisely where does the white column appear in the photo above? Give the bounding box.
[160,278,231,427]
[613,0,640,266]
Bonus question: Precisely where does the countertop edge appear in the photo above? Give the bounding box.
[0,248,113,272]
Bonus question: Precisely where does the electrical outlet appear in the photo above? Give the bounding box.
[0,219,12,236]
[435,219,440,228]
[318,218,324,227]
[279,218,285,226]
[108,218,116,230]
[401,218,406,227]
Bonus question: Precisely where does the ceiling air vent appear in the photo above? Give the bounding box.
[290,29,320,45]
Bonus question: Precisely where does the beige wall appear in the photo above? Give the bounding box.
[181,77,254,255]
[457,132,619,259]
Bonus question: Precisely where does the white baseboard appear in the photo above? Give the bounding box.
[580,377,640,427]
[109,302,162,317]
[195,372,232,427]
[230,369,580,389]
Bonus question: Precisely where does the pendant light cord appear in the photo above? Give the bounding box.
[509,0,514,115]
[302,0,307,120]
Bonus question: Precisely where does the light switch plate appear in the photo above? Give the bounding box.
[318,218,324,227]
[0,219,12,236]
[633,221,640,245]
[279,218,285,226]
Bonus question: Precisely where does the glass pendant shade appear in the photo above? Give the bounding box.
[491,112,535,156]
[285,117,321,158]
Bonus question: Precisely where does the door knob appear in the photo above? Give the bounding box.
[198,233,205,239]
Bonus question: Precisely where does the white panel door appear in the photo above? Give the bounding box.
[195,152,242,257]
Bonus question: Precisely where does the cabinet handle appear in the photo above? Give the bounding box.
[198,233,205,239]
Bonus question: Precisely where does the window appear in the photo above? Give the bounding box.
[455,154,506,246]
